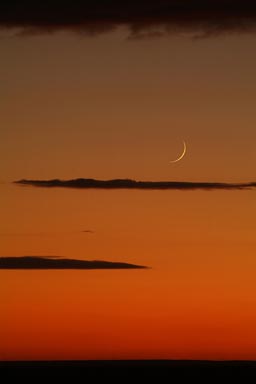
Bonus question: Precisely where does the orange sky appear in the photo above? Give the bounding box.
[1,32,256,182]
[1,184,256,360]
[1,27,256,360]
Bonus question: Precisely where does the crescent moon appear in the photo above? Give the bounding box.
[170,141,187,163]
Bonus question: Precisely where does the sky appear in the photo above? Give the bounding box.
[1,1,256,360]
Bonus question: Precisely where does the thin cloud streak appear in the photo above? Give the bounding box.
[1,1,256,37]
[0,256,148,269]
[14,178,256,191]
[0,230,95,237]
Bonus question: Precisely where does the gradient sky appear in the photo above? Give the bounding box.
[1,1,256,360]
[1,30,256,182]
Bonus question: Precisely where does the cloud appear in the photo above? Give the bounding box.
[14,178,256,191]
[1,1,256,38]
[0,256,148,269]
[0,230,95,236]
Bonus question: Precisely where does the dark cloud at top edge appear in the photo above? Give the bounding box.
[14,178,256,191]
[1,1,256,37]
[0,256,148,269]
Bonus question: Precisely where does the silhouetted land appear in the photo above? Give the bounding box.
[0,256,148,269]
[1,361,256,380]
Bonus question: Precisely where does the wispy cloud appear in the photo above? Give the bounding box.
[1,1,256,38]
[14,178,256,191]
[0,256,148,269]
[0,230,95,237]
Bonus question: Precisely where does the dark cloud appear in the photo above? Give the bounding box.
[14,178,256,191]
[1,1,256,37]
[0,256,147,269]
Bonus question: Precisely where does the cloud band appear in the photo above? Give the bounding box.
[14,178,256,191]
[0,256,148,269]
[1,1,256,37]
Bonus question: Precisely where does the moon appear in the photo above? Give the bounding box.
[170,141,187,163]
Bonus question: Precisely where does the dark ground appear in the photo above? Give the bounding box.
[1,360,256,380]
